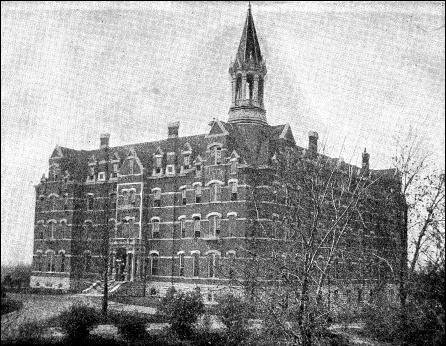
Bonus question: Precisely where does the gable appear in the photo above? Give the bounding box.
[207,120,229,137]
[279,124,295,144]
[120,149,143,176]
[50,145,63,159]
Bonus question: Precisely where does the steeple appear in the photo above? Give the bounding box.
[228,4,267,125]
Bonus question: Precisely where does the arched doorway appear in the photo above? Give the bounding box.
[115,248,127,281]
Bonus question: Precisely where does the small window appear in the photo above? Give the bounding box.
[129,159,134,175]
[49,222,56,240]
[231,160,237,174]
[130,190,136,205]
[228,216,236,237]
[346,289,351,303]
[215,147,222,165]
[152,219,160,238]
[84,252,92,272]
[155,156,162,174]
[210,216,220,237]
[47,252,55,272]
[88,166,95,180]
[196,164,202,177]
[110,193,117,209]
[231,182,238,201]
[180,219,186,238]
[208,253,216,278]
[153,190,161,207]
[184,155,190,169]
[181,188,187,205]
[87,195,94,210]
[195,185,202,203]
[151,254,159,275]
[36,253,43,272]
[166,165,174,175]
[60,253,65,272]
[112,163,119,178]
[193,217,201,238]
[193,253,200,277]
[50,196,56,211]
[357,289,362,303]
[179,253,185,276]
[98,172,105,181]
[228,252,236,279]
[210,183,221,202]
[333,290,339,301]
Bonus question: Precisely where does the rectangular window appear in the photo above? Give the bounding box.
[231,182,238,201]
[98,172,105,181]
[129,159,134,175]
[152,220,160,238]
[182,189,187,205]
[154,190,161,207]
[208,254,216,278]
[215,147,222,165]
[180,219,185,238]
[184,155,190,169]
[130,190,136,205]
[193,254,199,277]
[155,156,162,174]
[195,185,202,203]
[194,218,201,238]
[195,164,202,177]
[60,253,65,272]
[87,195,94,210]
[88,166,95,180]
[231,160,237,174]
[112,163,119,178]
[151,255,159,275]
[211,184,221,202]
[179,254,185,276]
[166,165,174,175]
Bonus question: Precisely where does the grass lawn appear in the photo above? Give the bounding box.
[109,295,160,309]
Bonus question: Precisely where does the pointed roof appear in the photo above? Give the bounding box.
[236,5,263,65]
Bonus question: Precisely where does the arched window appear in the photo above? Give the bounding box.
[110,193,117,210]
[129,189,136,206]
[228,213,237,237]
[235,75,242,101]
[193,253,200,277]
[208,253,217,278]
[193,217,201,238]
[153,189,161,207]
[36,253,43,271]
[210,183,221,202]
[60,220,67,239]
[152,218,160,238]
[181,187,187,205]
[179,253,185,277]
[209,215,221,238]
[59,251,66,272]
[179,218,186,238]
[151,253,159,275]
[230,181,238,201]
[48,221,56,240]
[228,251,236,279]
[87,194,94,210]
[47,251,55,272]
[215,147,222,165]
[84,251,92,272]
[50,195,56,211]
[195,184,202,203]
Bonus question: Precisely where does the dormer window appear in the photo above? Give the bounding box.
[112,163,119,178]
[88,166,95,180]
[194,184,202,203]
[166,165,175,176]
[153,189,161,207]
[215,147,222,165]
[129,159,134,175]
[196,163,202,177]
[184,155,190,170]
[230,181,238,201]
[231,159,238,174]
[98,172,105,181]
[155,156,162,174]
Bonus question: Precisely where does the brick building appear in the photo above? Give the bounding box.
[30,6,406,305]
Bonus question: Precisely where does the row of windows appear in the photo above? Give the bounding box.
[151,215,236,239]
[147,252,236,278]
[34,252,66,272]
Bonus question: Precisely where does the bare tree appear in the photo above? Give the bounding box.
[225,144,402,344]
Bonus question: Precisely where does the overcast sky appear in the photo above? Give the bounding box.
[1,1,444,265]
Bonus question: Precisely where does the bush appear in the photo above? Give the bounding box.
[157,287,205,339]
[216,293,250,344]
[15,320,47,344]
[111,310,148,341]
[59,303,100,340]
[1,297,23,315]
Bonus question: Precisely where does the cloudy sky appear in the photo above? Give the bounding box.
[1,1,444,265]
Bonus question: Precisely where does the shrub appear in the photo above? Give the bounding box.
[216,293,250,344]
[59,303,100,340]
[111,310,148,341]
[15,320,46,344]
[157,287,205,339]
[1,297,23,315]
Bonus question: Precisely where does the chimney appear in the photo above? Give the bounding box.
[308,131,318,154]
[168,121,180,138]
[361,148,370,175]
[100,133,110,149]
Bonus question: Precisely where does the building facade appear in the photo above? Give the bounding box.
[30,6,405,305]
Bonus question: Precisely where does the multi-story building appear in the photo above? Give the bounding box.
[30,6,406,305]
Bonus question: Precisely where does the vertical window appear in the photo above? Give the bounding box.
[181,188,187,205]
[84,252,91,272]
[60,252,65,272]
[195,164,202,177]
[193,253,200,277]
[60,221,66,239]
[231,182,238,201]
[63,194,69,210]
[129,159,134,175]
[195,185,202,203]
[151,254,159,275]
[87,195,94,210]
[152,219,160,238]
[357,289,362,303]
[123,190,129,206]
[154,190,161,207]
[88,166,95,180]
[231,160,237,174]
[179,253,185,276]
[180,219,186,238]
[112,163,119,178]
[193,217,201,238]
[184,155,190,169]
[130,190,136,206]
[50,196,56,211]
[214,147,222,165]
[210,216,220,237]
[36,253,43,272]
[210,183,221,202]
[333,290,339,302]
[208,254,216,278]
[110,193,117,210]
[38,225,44,240]
[155,156,162,174]
[228,252,236,279]
[346,289,351,303]
[49,222,55,240]
[47,252,55,272]
[228,216,236,237]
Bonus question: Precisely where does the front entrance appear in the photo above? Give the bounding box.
[115,248,127,281]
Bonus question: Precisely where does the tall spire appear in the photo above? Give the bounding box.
[228,4,268,125]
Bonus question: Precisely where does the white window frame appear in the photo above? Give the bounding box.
[98,172,105,181]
